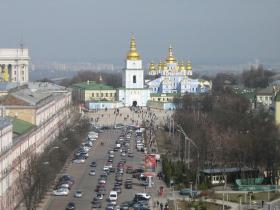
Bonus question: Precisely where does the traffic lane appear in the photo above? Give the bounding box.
[44,130,117,210]
[74,130,117,210]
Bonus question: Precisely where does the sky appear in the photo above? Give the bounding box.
[0,0,280,65]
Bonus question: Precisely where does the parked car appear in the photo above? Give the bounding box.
[89,169,96,176]
[109,191,118,201]
[74,190,83,198]
[66,202,75,210]
[179,188,198,196]
[73,159,85,164]
[53,188,69,196]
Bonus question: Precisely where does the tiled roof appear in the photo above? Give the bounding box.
[0,95,29,106]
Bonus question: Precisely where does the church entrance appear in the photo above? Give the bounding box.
[132,101,137,107]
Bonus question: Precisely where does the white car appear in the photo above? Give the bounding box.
[89,169,96,176]
[121,152,126,157]
[74,190,83,198]
[81,146,90,152]
[109,154,114,158]
[135,193,151,200]
[99,179,106,184]
[73,159,85,164]
[53,188,69,196]
[103,166,109,171]
[109,191,118,201]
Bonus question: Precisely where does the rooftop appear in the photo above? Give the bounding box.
[12,118,35,135]
[256,86,274,96]
[0,117,11,130]
[73,81,115,90]
[200,167,256,174]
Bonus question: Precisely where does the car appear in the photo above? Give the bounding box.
[53,188,69,196]
[135,193,151,200]
[74,190,83,198]
[109,154,114,158]
[106,203,114,210]
[89,169,96,176]
[92,198,102,208]
[90,161,97,167]
[114,147,119,151]
[66,202,75,210]
[128,153,134,158]
[103,166,109,171]
[125,183,132,189]
[121,152,126,157]
[73,159,85,164]
[109,167,116,173]
[99,179,106,184]
[96,193,103,200]
[109,190,118,201]
[114,186,122,194]
[179,188,198,196]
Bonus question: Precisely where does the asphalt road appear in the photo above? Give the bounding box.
[44,129,147,210]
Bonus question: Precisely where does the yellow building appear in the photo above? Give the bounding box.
[72,81,117,103]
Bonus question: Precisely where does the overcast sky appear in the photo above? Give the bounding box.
[0,0,279,64]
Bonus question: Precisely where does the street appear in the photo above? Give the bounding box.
[43,128,154,210]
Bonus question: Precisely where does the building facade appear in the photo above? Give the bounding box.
[147,46,211,95]
[0,49,29,83]
[0,82,72,210]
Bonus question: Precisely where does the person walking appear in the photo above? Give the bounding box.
[160,202,163,210]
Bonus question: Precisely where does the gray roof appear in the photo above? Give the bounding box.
[0,82,19,91]
[0,117,11,130]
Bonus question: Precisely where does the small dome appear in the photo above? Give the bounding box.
[149,62,156,71]
[186,61,192,70]
[179,61,186,71]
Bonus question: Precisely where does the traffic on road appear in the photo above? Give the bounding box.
[44,125,156,210]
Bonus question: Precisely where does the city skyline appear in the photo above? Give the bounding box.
[0,0,280,65]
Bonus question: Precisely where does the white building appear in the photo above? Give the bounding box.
[118,36,150,107]
[0,48,29,83]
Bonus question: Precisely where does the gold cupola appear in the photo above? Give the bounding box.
[149,61,156,71]
[158,60,163,70]
[186,61,192,70]
[126,35,140,60]
[165,45,177,64]
[179,61,186,71]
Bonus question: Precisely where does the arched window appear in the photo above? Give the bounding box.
[133,75,136,83]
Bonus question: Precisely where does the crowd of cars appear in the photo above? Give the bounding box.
[52,126,153,210]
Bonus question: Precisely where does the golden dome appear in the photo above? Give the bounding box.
[149,62,156,71]
[179,61,185,71]
[162,62,167,69]
[186,61,192,70]
[158,60,163,70]
[166,45,177,64]
[126,35,140,60]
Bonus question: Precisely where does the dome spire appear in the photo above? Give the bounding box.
[166,44,176,64]
[126,34,140,60]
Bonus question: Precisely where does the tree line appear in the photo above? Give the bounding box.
[173,89,280,184]
[60,70,122,88]
[17,115,90,210]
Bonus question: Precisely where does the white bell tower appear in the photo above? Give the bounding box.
[122,35,144,89]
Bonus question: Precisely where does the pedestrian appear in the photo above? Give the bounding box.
[157,201,159,208]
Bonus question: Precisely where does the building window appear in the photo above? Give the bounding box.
[101,93,104,97]
[110,93,113,97]
[133,75,136,83]
[158,98,160,101]
[106,93,108,97]
[92,93,94,97]
[96,93,99,97]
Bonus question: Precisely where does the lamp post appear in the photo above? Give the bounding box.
[176,124,200,189]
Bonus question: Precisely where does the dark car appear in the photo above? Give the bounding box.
[109,167,116,173]
[66,202,75,210]
[90,161,97,167]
